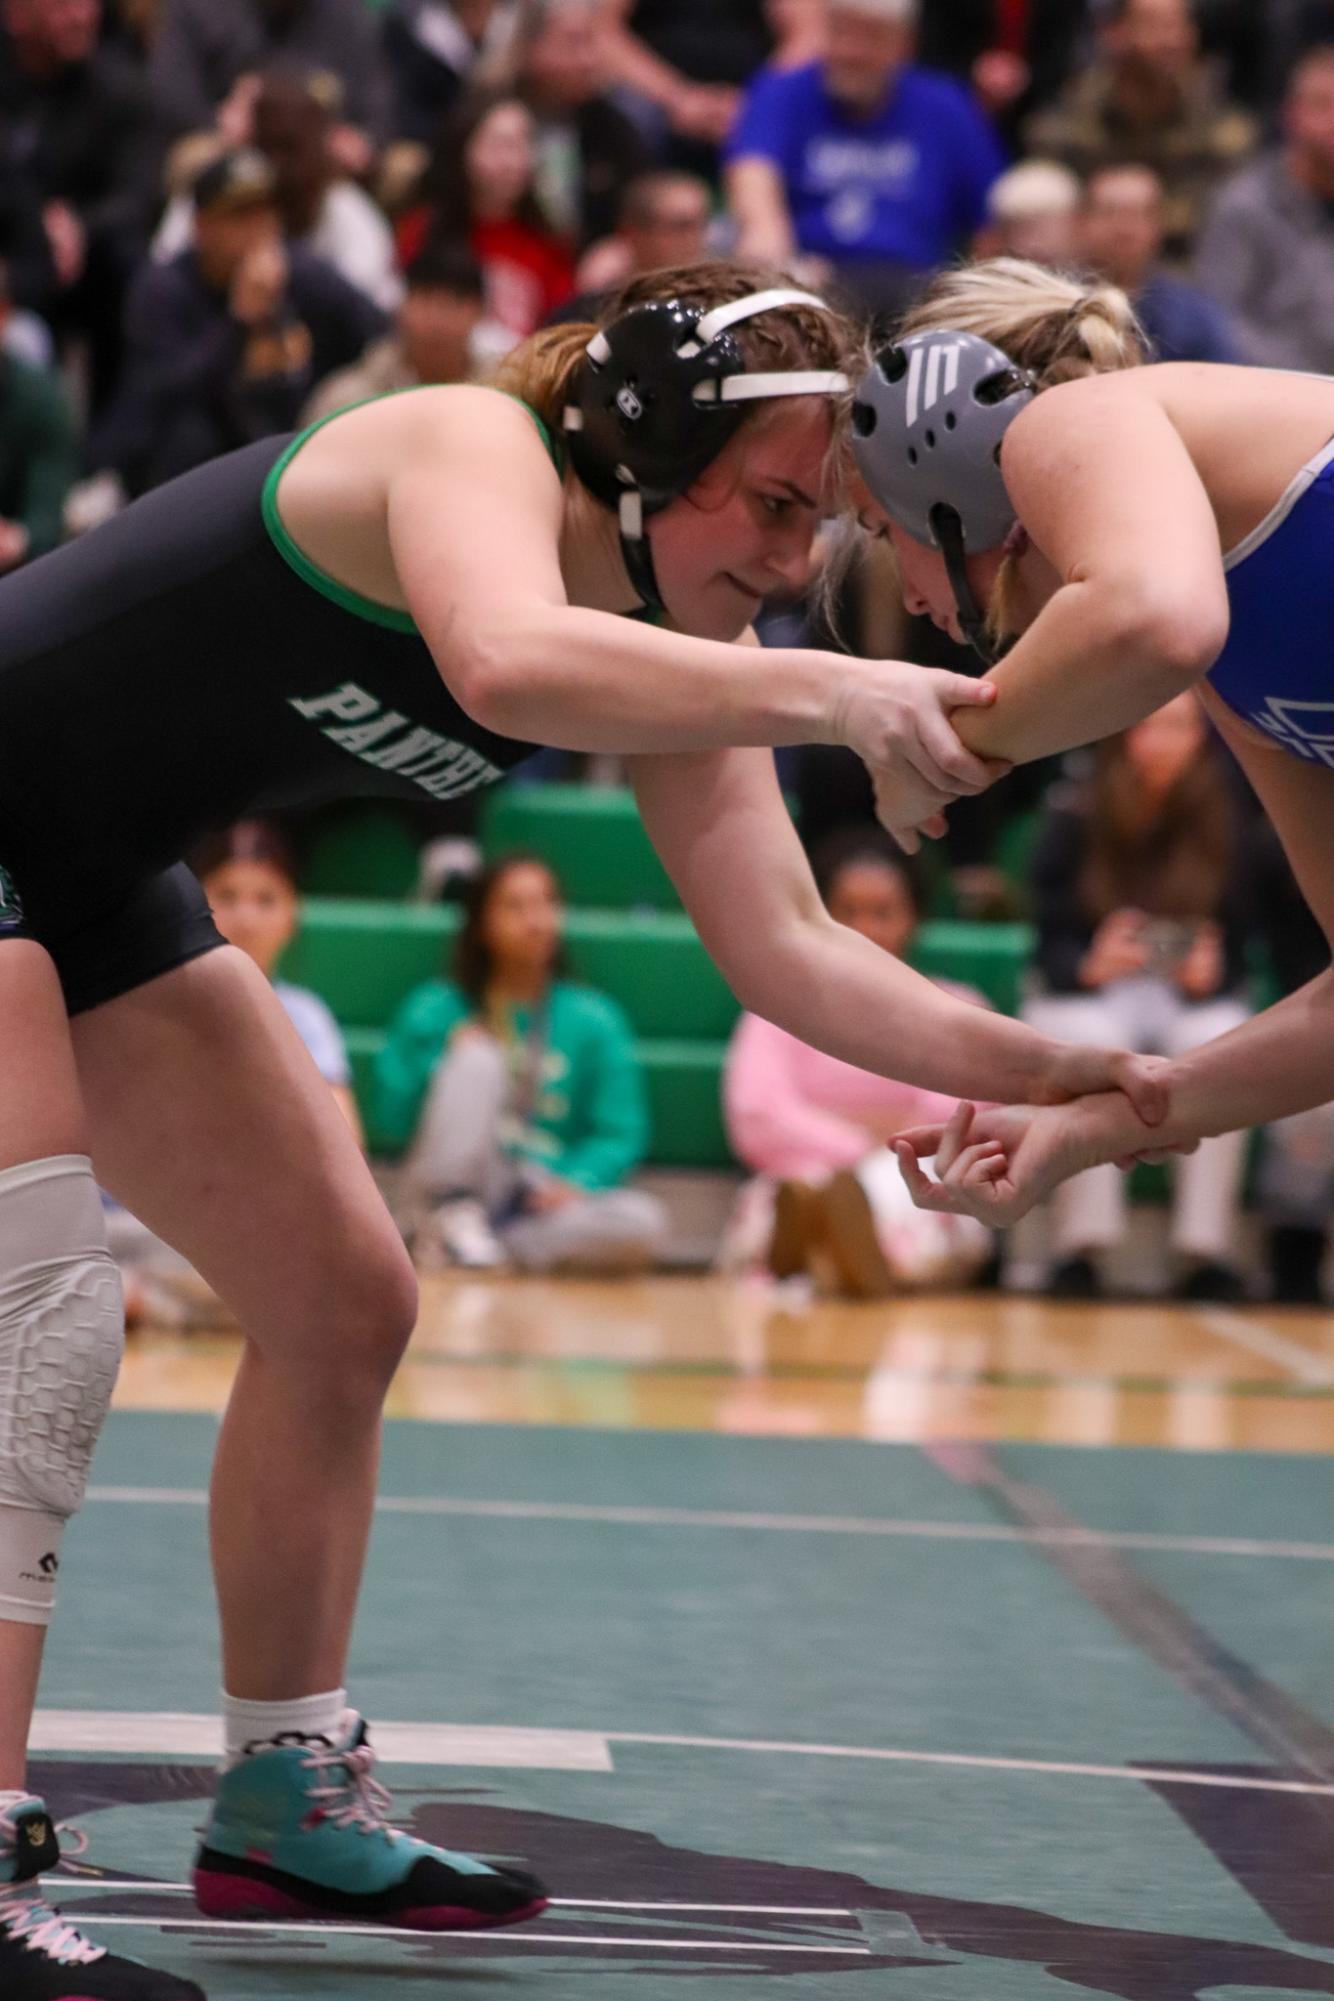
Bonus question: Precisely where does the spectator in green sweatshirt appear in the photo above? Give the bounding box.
[375,850,668,1273]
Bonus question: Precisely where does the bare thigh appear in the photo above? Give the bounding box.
[69,946,416,1363]
[0,939,86,1167]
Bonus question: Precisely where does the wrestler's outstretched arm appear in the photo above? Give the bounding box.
[631,739,1166,1117]
[893,698,1334,1221]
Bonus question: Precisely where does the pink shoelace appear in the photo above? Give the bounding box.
[0,1806,103,1968]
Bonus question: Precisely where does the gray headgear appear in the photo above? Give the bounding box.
[852,330,1035,661]
[852,330,1034,550]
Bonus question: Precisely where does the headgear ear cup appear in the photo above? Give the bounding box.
[563,288,850,611]
[852,330,1035,662]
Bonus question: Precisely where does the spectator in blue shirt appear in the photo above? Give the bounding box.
[1081,161,1239,363]
[725,0,1005,317]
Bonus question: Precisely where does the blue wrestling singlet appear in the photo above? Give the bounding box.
[1209,437,1334,765]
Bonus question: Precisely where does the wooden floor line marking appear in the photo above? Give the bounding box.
[1193,1308,1334,1386]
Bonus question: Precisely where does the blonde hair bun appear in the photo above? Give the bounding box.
[897,257,1146,387]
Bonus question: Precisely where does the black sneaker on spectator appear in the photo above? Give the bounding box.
[1047,1255,1102,1300]
[1268,1225,1325,1306]
[1175,1260,1247,1305]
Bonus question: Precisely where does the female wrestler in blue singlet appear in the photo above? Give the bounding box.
[847,256,1334,1222]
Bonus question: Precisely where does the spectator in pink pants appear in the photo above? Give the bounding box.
[722,830,995,1297]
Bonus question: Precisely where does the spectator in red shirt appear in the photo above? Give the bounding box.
[397,87,575,339]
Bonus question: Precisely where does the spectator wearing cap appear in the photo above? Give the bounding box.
[725,0,1006,319]
[0,0,160,408]
[148,0,390,179]
[302,243,489,420]
[1194,44,1334,373]
[600,0,773,174]
[1082,160,1238,362]
[1025,0,1256,258]
[91,148,384,494]
[554,168,713,314]
[0,256,77,568]
[382,0,523,147]
[515,0,650,248]
[976,157,1082,264]
[153,69,403,312]
[916,0,1091,142]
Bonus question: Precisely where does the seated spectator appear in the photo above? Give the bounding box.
[0,0,160,408]
[154,70,404,312]
[374,853,668,1274]
[1022,695,1252,1302]
[1082,161,1238,360]
[148,0,390,178]
[554,168,712,315]
[196,819,363,1138]
[1244,815,1334,1305]
[723,831,994,1297]
[0,258,77,567]
[601,0,773,171]
[93,147,384,493]
[1025,0,1256,259]
[976,158,1082,265]
[383,0,523,146]
[725,0,1005,320]
[1194,44,1334,373]
[113,818,361,1324]
[916,0,1092,142]
[515,0,651,248]
[397,89,575,338]
[303,242,487,420]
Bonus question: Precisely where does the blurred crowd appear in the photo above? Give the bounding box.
[3,0,1333,1307]
[5,0,1334,536]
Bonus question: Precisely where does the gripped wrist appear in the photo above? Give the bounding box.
[819,654,861,751]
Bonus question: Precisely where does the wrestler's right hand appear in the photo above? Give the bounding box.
[830,662,1011,852]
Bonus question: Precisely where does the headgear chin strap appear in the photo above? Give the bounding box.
[931,506,1010,666]
[563,287,850,614]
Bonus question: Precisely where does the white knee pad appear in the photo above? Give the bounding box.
[0,1155,123,1624]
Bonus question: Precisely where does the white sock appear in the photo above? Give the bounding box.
[0,1790,33,1810]
[222,1688,348,1767]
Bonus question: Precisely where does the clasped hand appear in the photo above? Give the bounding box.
[835,663,1011,853]
[890,1090,1197,1228]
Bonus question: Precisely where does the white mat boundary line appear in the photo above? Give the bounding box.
[31,1710,1334,1795]
[84,1487,1334,1564]
[73,1916,871,1953]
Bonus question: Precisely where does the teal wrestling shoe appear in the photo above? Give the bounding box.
[193,1713,547,1932]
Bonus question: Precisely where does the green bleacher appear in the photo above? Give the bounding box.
[280,892,1036,1167]
[285,782,1261,1189]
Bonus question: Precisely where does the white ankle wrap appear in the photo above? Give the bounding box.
[0,1156,123,1624]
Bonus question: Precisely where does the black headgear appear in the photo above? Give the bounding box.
[563,288,849,612]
